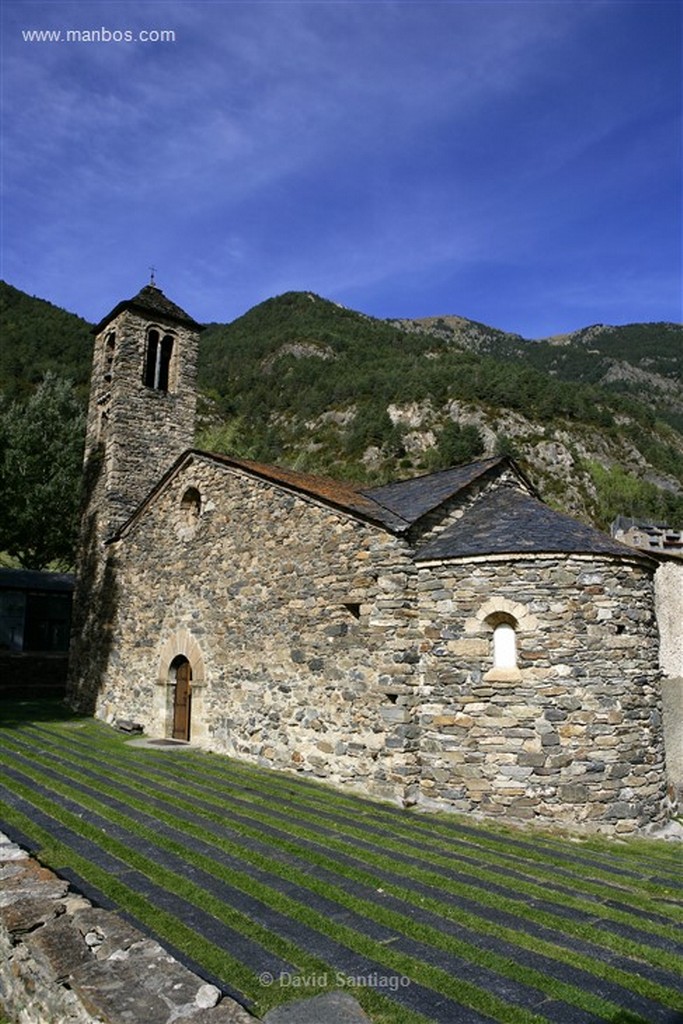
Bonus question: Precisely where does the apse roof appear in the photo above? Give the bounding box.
[414,486,643,561]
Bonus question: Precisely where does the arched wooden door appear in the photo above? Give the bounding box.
[172,657,192,741]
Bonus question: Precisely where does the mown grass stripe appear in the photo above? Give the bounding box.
[6,727,681,987]
[2,733,679,1019]
[0,774,548,1024]
[3,757,613,1024]
[18,725,683,943]
[36,721,683,892]
[3,747,658,1024]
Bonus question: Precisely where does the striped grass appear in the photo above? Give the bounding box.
[1,705,681,1024]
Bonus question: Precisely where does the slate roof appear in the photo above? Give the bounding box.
[359,457,519,523]
[94,284,203,333]
[414,486,647,562]
[197,451,410,532]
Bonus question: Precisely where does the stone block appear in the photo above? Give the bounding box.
[0,896,62,936]
[0,860,69,906]
[70,941,214,1023]
[559,783,589,803]
[26,916,91,982]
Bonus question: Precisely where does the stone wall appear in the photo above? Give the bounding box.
[85,308,198,539]
[0,832,254,1024]
[415,554,667,832]
[90,453,421,806]
[655,560,683,799]
[655,560,683,677]
[77,453,669,834]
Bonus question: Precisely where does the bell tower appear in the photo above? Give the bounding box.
[68,281,202,712]
[84,281,203,540]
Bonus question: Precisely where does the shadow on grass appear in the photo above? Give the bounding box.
[0,697,87,729]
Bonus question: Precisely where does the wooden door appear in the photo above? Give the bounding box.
[172,659,192,740]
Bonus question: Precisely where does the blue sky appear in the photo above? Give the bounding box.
[1,1,681,337]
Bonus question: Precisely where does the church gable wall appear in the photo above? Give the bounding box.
[97,457,420,805]
[415,555,667,833]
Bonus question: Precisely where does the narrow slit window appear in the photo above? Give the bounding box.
[103,332,115,381]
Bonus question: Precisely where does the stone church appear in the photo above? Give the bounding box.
[67,283,682,835]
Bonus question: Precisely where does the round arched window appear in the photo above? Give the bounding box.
[180,487,201,523]
[492,621,517,669]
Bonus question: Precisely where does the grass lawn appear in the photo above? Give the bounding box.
[0,700,681,1024]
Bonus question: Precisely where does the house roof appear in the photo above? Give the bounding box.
[414,486,646,562]
[93,284,203,334]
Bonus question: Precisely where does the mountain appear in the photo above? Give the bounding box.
[0,281,93,399]
[2,281,682,531]
[390,315,682,432]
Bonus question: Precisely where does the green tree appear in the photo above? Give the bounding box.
[0,374,85,569]
[429,421,485,470]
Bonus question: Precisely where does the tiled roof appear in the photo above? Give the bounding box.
[414,486,646,561]
[94,285,203,333]
[198,452,409,531]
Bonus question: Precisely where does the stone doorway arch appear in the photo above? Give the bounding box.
[154,629,207,743]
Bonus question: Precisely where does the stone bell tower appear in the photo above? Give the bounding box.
[68,280,202,712]
[84,280,203,541]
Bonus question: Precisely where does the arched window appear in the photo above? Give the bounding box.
[180,487,201,523]
[483,611,521,679]
[143,329,174,391]
[493,621,517,669]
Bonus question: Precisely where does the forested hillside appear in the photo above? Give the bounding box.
[0,281,93,398]
[2,281,682,562]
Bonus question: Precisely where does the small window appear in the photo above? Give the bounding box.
[493,622,517,670]
[103,332,115,382]
[181,487,201,523]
